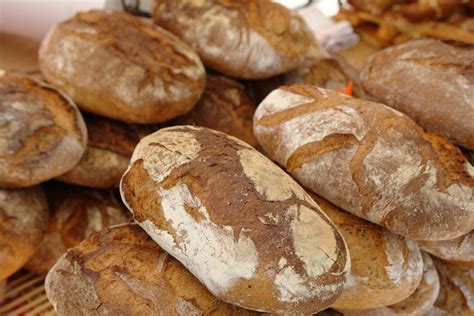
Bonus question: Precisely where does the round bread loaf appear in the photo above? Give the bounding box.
[360,39,474,150]
[0,187,49,280]
[338,252,440,316]
[25,184,129,275]
[45,223,260,315]
[120,126,350,314]
[173,73,258,147]
[309,195,423,310]
[151,0,325,79]
[39,10,206,124]
[432,258,474,315]
[254,85,474,241]
[57,114,140,188]
[0,70,87,188]
[418,232,474,268]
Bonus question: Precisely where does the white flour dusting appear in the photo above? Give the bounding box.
[255,89,314,119]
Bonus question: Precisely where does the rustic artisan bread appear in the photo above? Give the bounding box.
[360,39,474,150]
[25,184,129,275]
[46,223,260,315]
[39,10,206,124]
[309,195,423,310]
[0,70,87,188]
[173,73,258,147]
[432,258,474,315]
[418,232,474,268]
[120,126,350,314]
[57,114,140,188]
[338,252,440,316]
[151,0,325,79]
[253,85,474,241]
[0,187,49,280]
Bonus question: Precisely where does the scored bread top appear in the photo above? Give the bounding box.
[254,85,474,241]
[120,126,349,314]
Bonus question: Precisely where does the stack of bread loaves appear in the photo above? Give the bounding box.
[1,0,473,315]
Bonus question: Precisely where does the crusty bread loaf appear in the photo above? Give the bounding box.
[25,184,129,275]
[309,195,423,310]
[0,187,49,280]
[348,0,398,15]
[254,85,474,241]
[151,0,325,79]
[338,252,440,316]
[120,126,350,313]
[0,70,87,188]
[418,232,474,268]
[45,223,259,315]
[360,39,474,150]
[432,258,474,315]
[39,10,206,124]
[173,73,258,147]
[57,114,140,188]
[462,148,474,165]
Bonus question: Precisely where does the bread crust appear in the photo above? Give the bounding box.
[0,71,87,188]
[418,232,474,268]
[39,10,206,124]
[253,85,474,241]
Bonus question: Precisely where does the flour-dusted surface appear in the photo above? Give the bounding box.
[418,232,474,266]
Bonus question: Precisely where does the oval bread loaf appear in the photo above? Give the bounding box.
[0,187,49,280]
[254,85,474,241]
[360,39,474,150]
[418,232,474,268]
[120,126,350,314]
[45,223,259,315]
[309,195,423,310]
[39,10,206,124]
[0,70,87,188]
[151,0,325,79]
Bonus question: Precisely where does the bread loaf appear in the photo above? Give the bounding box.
[57,114,140,188]
[0,187,49,280]
[338,252,440,316]
[120,126,350,313]
[309,195,423,310]
[254,85,474,241]
[25,184,129,275]
[173,73,258,147]
[46,223,260,315]
[0,70,87,188]
[39,10,206,124]
[0,280,5,301]
[360,39,474,150]
[418,232,474,268]
[151,0,325,79]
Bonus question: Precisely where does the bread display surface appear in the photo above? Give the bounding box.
[418,232,474,268]
[120,126,350,314]
[151,0,325,79]
[253,85,474,241]
[0,70,87,189]
[361,39,474,150]
[39,10,206,124]
[0,186,49,280]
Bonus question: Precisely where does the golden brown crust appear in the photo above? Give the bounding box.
[39,10,206,124]
[0,71,87,188]
[418,232,474,268]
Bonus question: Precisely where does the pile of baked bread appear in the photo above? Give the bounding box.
[0,0,473,315]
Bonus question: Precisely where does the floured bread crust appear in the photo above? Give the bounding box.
[45,223,260,315]
[25,184,129,275]
[311,195,423,310]
[418,232,474,268]
[0,186,49,279]
[152,0,326,79]
[0,71,87,188]
[39,10,206,124]
[254,85,474,241]
[120,126,349,314]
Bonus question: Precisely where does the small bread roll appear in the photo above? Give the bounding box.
[57,114,140,188]
[39,10,206,124]
[25,184,130,275]
[0,187,49,280]
[45,223,259,315]
[418,232,474,268]
[121,126,349,314]
[152,0,325,79]
[173,73,258,147]
[0,71,87,188]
